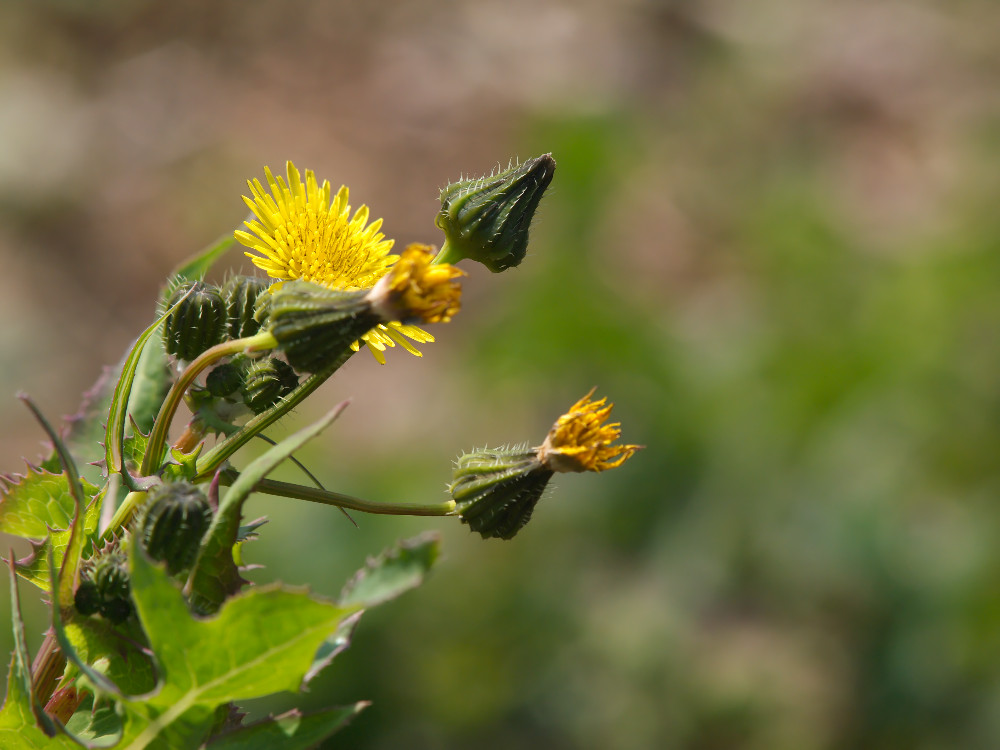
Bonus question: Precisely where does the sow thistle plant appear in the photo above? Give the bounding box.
[0,153,639,748]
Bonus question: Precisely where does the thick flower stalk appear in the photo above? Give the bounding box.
[236,161,434,364]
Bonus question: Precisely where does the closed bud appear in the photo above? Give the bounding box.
[449,447,554,540]
[91,551,133,622]
[242,357,298,414]
[73,579,101,616]
[223,275,269,340]
[435,154,555,272]
[266,281,378,373]
[163,281,229,361]
[205,361,244,397]
[140,481,214,575]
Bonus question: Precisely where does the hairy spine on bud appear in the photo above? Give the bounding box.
[164,281,229,361]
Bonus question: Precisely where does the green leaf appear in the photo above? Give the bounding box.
[306,533,441,685]
[205,703,367,749]
[125,330,171,437]
[0,559,66,745]
[339,532,442,609]
[113,544,358,749]
[186,401,349,614]
[63,695,124,749]
[19,395,94,607]
[105,304,181,480]
[170,231,235,282]
[0,466,97,540]
[62,615,157,697]
[15,494,100,593]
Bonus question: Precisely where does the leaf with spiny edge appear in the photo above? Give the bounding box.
[20,394,95,607]
[14,492,101,593]
[337,532,442,609]
[304,533,442,685]
[108,543,358,748]
[0,557,73,747]
[0,464,98,541]
[185,402,349,615]
[204,703,368,749]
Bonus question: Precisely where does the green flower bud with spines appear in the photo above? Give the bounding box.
[73,580,101,616]
[266,281,379,373]
[223,275,269,340]
[242,357,298,414]
[163,280,229,361]
[92,552,130,602]
[140,481,213,575]
[205,361,244,397]
[450,447,554,540]
[100,598,133,624]
[90,551,133,622]
[435,153,556,272]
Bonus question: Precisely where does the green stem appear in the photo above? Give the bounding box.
[140,332,277,477]
[238,476,456,516]
[432,238,462,266]
[194,348,354,481]
[105,490,146,539]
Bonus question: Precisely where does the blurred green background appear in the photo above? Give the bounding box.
[3,1,1000,748]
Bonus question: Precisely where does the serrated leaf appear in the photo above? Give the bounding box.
[303,612,362,687]
[62,615,157,697]
[185,402,348,614]
[16,494,101,593]
[63,695,124,748]
[304,533,442,686]
[20,395,95,607]
[339,532,442,609]
[0,467,98,540]
[0,559,65,745]
[112,544,358,749]
[205,703,367,749]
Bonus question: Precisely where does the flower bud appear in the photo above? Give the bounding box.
[163,281,229,361]
[537,389,641,473]
[91,551,133,623]
[73,580,101,616]
[223,275,269,340]
[449,447,553,540]
[140,481,214,575]
[242,357,299,413]
[205,360,245,398]
[266,281,379,373]
[435,154,555,272]
[367,244,463,325]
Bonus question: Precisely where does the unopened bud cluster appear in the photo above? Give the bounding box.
[163,275,270,361]
[75,551,133,623]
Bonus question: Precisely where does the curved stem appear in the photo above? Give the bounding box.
[104,490,146,538]
[194,348,354,481]
[238,476,456,516]
[432,238,462,266]
[140,332,277,477]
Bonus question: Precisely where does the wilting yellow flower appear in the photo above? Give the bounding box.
[235,161,434,364]
[369,244,463,324]
[537,389,640,473]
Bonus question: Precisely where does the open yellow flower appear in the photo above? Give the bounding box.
[235,161,434,364]
[537,389,641,473]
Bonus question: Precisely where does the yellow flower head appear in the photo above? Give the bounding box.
[369,244,464,325]
[234,161,434,364]
[537,389,641,473]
